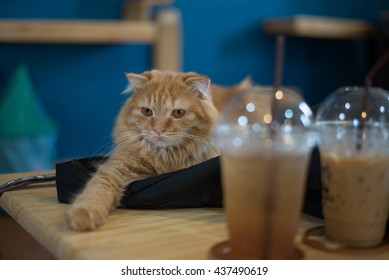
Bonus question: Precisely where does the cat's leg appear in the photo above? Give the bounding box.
[65,160,136,231]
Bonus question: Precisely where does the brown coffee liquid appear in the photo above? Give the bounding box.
[221,151,309,259]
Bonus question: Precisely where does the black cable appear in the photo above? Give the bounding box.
[0,173,56,195]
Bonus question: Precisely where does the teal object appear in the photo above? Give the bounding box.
[0,64,57,173]
[0,64,57,136]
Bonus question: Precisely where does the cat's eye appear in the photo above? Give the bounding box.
[141,107,153,117]
[172,109,186,118]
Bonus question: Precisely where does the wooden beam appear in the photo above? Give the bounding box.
[0,20,157,44]
[153,9,181,71]
[262,15,376,39]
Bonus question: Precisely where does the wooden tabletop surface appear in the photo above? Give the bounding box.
[1,171,388,260]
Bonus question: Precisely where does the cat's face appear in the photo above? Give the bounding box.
[114,70,218,149]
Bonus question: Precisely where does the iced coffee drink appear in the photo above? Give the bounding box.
[315,86,389,248]
[222,150,310,259]
[321,153,389,247]
[213,87,315,259]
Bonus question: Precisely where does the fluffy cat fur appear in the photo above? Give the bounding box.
[66,70,221,230]
[66,70,252,231]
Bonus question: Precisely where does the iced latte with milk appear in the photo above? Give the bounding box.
[316,86,389,248]
[321,153,389,247]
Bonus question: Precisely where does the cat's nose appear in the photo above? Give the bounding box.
[153,128,165,136]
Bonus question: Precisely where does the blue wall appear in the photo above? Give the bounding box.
[1,0,389,162]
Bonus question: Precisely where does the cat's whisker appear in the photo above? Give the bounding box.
[66,70,227,231]
[181,132,216,144]
[88,135,117,158]
[113,134,142,148]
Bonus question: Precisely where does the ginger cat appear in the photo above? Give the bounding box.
[65,70,252,231]
[66,70,220,230]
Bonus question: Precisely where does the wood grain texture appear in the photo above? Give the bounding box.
[0,173,227,259]
[1,172,388,259]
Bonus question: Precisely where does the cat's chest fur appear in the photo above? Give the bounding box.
[137,139,218,175]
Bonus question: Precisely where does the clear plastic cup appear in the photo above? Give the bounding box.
[213,86,315,259]
[316,86,389,247]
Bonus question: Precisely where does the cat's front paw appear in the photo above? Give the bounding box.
[65,203,108,231]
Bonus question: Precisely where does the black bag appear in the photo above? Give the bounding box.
[56,156,223,209]
[55,148,324,218]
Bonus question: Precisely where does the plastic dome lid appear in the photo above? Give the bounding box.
[213,86,315,154]
[315,86,389,125]
[315,86,389,154]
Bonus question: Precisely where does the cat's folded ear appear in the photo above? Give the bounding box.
[184,75,211,99]
[124,73,150,94]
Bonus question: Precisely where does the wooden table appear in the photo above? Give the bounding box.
[1,171,389,260]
